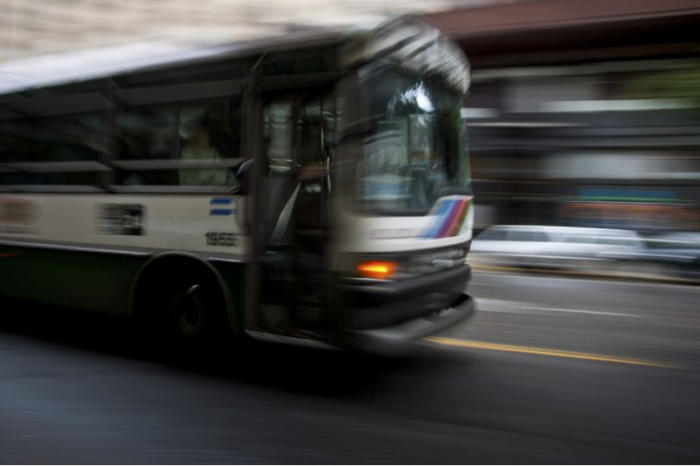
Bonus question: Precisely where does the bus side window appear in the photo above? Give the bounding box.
[112,61,246,189]
[0,80,109,187]
[115,105,178,186]
[178,100,241,187]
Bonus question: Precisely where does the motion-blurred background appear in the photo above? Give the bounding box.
[3,0,699,236]
[0,0,498,59]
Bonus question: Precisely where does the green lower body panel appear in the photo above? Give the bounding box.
[0,245,145,316]
[210,261,247,335]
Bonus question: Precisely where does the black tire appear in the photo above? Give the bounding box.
[134,260,229,353]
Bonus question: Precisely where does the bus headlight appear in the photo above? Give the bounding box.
[356,261,397,280]
[345,246,468,282]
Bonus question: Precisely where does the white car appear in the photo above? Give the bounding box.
[470,225,644,271]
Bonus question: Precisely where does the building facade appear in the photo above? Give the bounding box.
[427,0,700,233]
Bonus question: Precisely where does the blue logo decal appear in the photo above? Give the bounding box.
[209,198,236,216]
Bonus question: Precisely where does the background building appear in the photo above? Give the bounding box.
[0,0,503,60]
[427,0,700,233]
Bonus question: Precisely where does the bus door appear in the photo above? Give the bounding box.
[254,92,334,337]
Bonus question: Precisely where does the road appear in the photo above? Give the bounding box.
[1,272,699,464]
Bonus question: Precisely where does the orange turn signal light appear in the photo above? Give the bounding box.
[357,261,396,280]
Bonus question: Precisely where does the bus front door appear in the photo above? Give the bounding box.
[254,93,333,339]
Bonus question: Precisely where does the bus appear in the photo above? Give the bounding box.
[0,16,475,355]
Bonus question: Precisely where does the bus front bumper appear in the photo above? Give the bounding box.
[338,293,475,356]
[337,265,475,355]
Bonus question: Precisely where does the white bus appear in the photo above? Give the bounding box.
[0,16,475,354]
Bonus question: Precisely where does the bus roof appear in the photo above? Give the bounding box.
[0,28,345,96]
[0,15,468,96]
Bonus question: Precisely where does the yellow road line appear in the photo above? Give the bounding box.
[425,337,680,369]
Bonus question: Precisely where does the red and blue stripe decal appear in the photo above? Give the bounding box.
[421,197,471,239]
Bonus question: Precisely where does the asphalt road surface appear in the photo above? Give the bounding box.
[1,272,699,464]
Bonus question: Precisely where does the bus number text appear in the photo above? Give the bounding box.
[205,232,237,247]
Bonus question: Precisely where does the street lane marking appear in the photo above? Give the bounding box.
[477,298,638,318]
[522,306,636,317]
[425,337,680,369]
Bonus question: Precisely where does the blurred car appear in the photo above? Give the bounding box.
[602,231,700,279]
[470,225,644,271]
[470,225,570,269]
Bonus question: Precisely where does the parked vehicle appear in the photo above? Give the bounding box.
[470,225,644,271]
[603,232,700,280]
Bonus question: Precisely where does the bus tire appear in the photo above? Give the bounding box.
[131,255,229,348]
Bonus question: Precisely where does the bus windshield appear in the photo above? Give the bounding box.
[340,65,469,215]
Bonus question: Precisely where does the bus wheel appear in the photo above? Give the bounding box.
[170,284,207,338]
[163,275,226,345]
[133,258,228,349]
